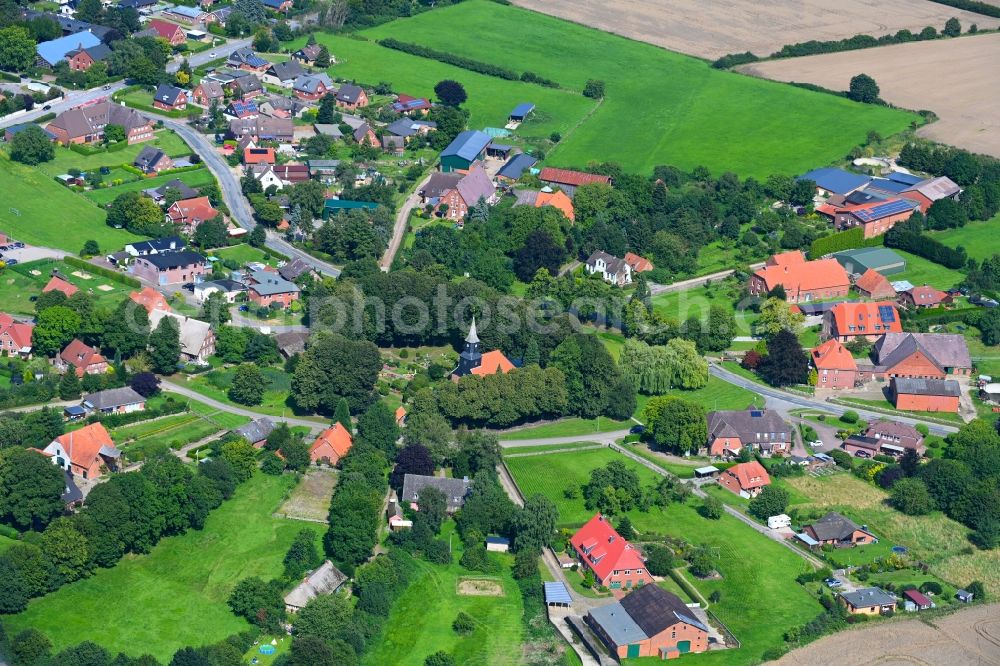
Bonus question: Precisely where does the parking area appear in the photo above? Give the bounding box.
[0,242,68,264]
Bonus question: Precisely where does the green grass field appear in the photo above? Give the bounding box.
[892,250,966,289]
[365,523,524,666]
[651,285,756,336]
[179,366,302,418]
[505,448,821,664]
[0,534,16,554]
[932,216,1000,262]
[209,244,276,267]
[353,0,917,177]
[0,156,144,253]
[33,130,191,178]
[5,474,316,661]
[84,167,215,206]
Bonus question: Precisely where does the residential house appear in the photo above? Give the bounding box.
[250,165,283,191]
[570,513,654,590]
[854,268,897,300]
[334,83,368,110]
[496,153,537,182]
[428,167,497,223]
[42,275,78,297]
[245,269,300,308]
[146,18,186,45]
[352,122,378,147]
[284,561,347,613]
[439,130,492,172]
[129,286,170,313]
[164,4,209,23]
[36,31,103,67]
[822,302,902,342]
[309,159,340,179]
[891,377,961,413]
[292,74,330,101]
[166,196,219,232]
[624,252,653,273]
[118,0,157,11]
[586,584,709,660]
[131,250,207,285]
[803,512,876,547]
[395,406,407,427]
[811,338,859,389]
[262,0,293,11]
[229,116,294,142]
[148,310,216,362]
[226,100,259,120]
[144,179,199,204]
[798,167,871,197]
[228,74,264,100]
[401,474,473,513]
[903,589,935,611]
[227,47,269,73]
[193,278,246,303]
[539,167,612,197]
[258,94,308,119]
[41,422,120,479]
[65,42,111,71]
[0,313,33,357]
[899,285,951,309]
[57,339,107,376]
[450,318,515,379]
[243,146,276,165]
[291,43,323,66]
[192,80,225,107]
[262,60,305,88]
[207,5,232,24]
[832,198,918,239]
[843,421,926,458]
[535,189,575,221]
[133,146,173,174]
[275,330,308,358]
[748,251,850,303]
[309,423,353,465]
[382,92,430,116]
[840,588,897,615]
[718,461,771,498]
[123,236,185,257]
[233,417,275,447]
[872,332,972,378]
[585,250,632,286]
[47,102,154,145]
[705,408,791,458]
[81,387,145,415]
[152,83,187,112]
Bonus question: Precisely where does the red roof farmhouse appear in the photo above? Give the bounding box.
[56,339,108,377]
[705,408,791,458]
[310,423,353,465]
[0,313,33,357]
[570,514,653,591]
[854,268,896,300]
[822,302,902,342]
[810,338,859,389]
[890,377,961,413]
[538,167,611,196]
[748,251,850,303]
[41,422,121,479]
[872,333,972,379]
[47,102,155,145]
[719,461,771,497]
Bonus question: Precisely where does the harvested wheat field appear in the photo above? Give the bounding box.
[740,33,1000,158]
[509,0,998,60]
[778,603,1000,665]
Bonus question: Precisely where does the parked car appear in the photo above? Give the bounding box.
[6,259,18,266]
[810,439,823,448]
[824,578,842,588]
[629,425,646,434]
[12,242,22,248]
[238,305,249,312]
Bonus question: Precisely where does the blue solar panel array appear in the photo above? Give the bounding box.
[878,305,896,323]
[853,199,914,222]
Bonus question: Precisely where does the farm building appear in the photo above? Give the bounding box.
[833,247,906,276]
[284,560,347,613]
[586,584,709,660]
[571,514,653,590]
[323,199,379,218]
[854,269,897,300]
[748,250,850,304]
[539,167,612,197]
[439,130,492,172]
[822,302,901,342]
[508,102,535,123]
[891,377,961,413]
[811,338,859,389]
[832,198,919,239]
[496,153,538,182]
[872,332,972,378]
[401,474,472,513]
[799,167,870,196]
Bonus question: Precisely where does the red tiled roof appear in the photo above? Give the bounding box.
[129,286,170,314]
[538,167,611,188]
[811,338,857,372]
[310,423,352,462]
[42,275,78,297]
[753,257,849,298]
[624,252,654,272]
[470,349,515,376]
[828,301,902,336]
[767,250,807,267]
[724,461,771,490]
[570,514,645,582]
[535,189,574,221]
[903,589,933,606]
[168,197,218,224]
[855,269,895,297]
[0,313,33,350]
[906,285,948,306]
[147,19,183,40]
[48,422,119,474]
[59,339,105,370]
[244,147,276,164]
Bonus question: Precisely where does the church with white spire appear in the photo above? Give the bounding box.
[451,317,515,380]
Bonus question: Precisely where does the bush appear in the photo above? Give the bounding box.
[712,51,760,69]
[809,228,881,258]
[840,410,859,424]
[452,611,475,635]
[919,581,943,594]
[379,39,532,83]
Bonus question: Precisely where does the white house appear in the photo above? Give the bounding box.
[194,279,246,304]
[251,165,284,191]
[585,250,632,286]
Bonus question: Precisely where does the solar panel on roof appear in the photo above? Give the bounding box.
[854,199,913,222]
[878,305,896,323]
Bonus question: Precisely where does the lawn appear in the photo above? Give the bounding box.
[176,366,320,419]
[209,243,276,267]
[932,216,1000,263]
[0,155,144,253]
[355,0,917,177]
[0,267,46,315]
[835,396,966,424]
[5,474,318,661]
[892,250,967,289]
[364,523,524,666]
[785,473,1000,595]
[109,407,249,461]
[650,285,756,336]
[502,441,607,456]
[498,415,634,441]
[298,33,596,147]
[505,448,822,664]
[33,130,192,178]
[84,167,215,206]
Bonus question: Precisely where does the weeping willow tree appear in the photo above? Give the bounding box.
[620,338,708,394]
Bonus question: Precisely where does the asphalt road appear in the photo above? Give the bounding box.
[0,80,128,130]
[160,378,327,433]
[165,38,253,73]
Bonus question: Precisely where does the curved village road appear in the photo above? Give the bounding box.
[160,378,327,433]
[380,172,432,271]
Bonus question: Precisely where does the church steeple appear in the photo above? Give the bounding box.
[454,317,482,377]
[465,316,479,344]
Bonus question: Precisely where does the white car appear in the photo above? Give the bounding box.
[810,439,823,448]
[209,52,217,58]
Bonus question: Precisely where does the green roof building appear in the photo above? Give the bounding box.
[323,199,379,218]
[833,247,906,276]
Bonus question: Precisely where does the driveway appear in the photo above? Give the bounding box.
[160,378,327,433]
[166,38,253,73]
[380,173,431,271]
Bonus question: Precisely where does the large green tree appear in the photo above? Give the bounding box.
[9,125,55,165]
[0,448,66,531]
[107,191,167,236]
[32,306,81,357]
[291,333,381,414]
[0,26,36,72]
[551,333,631,418]
[643,395,707,454]
[148,316,181,374]
[356,401,400,457]
[758,328,809,387]
[102,299,149,357]
[228,363,267,406]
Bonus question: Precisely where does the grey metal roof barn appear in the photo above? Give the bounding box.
[833,247,906,276]
[284,560,347,612]
[232,417,275,444]
[892,377,961,397]
[439,130,491,171]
